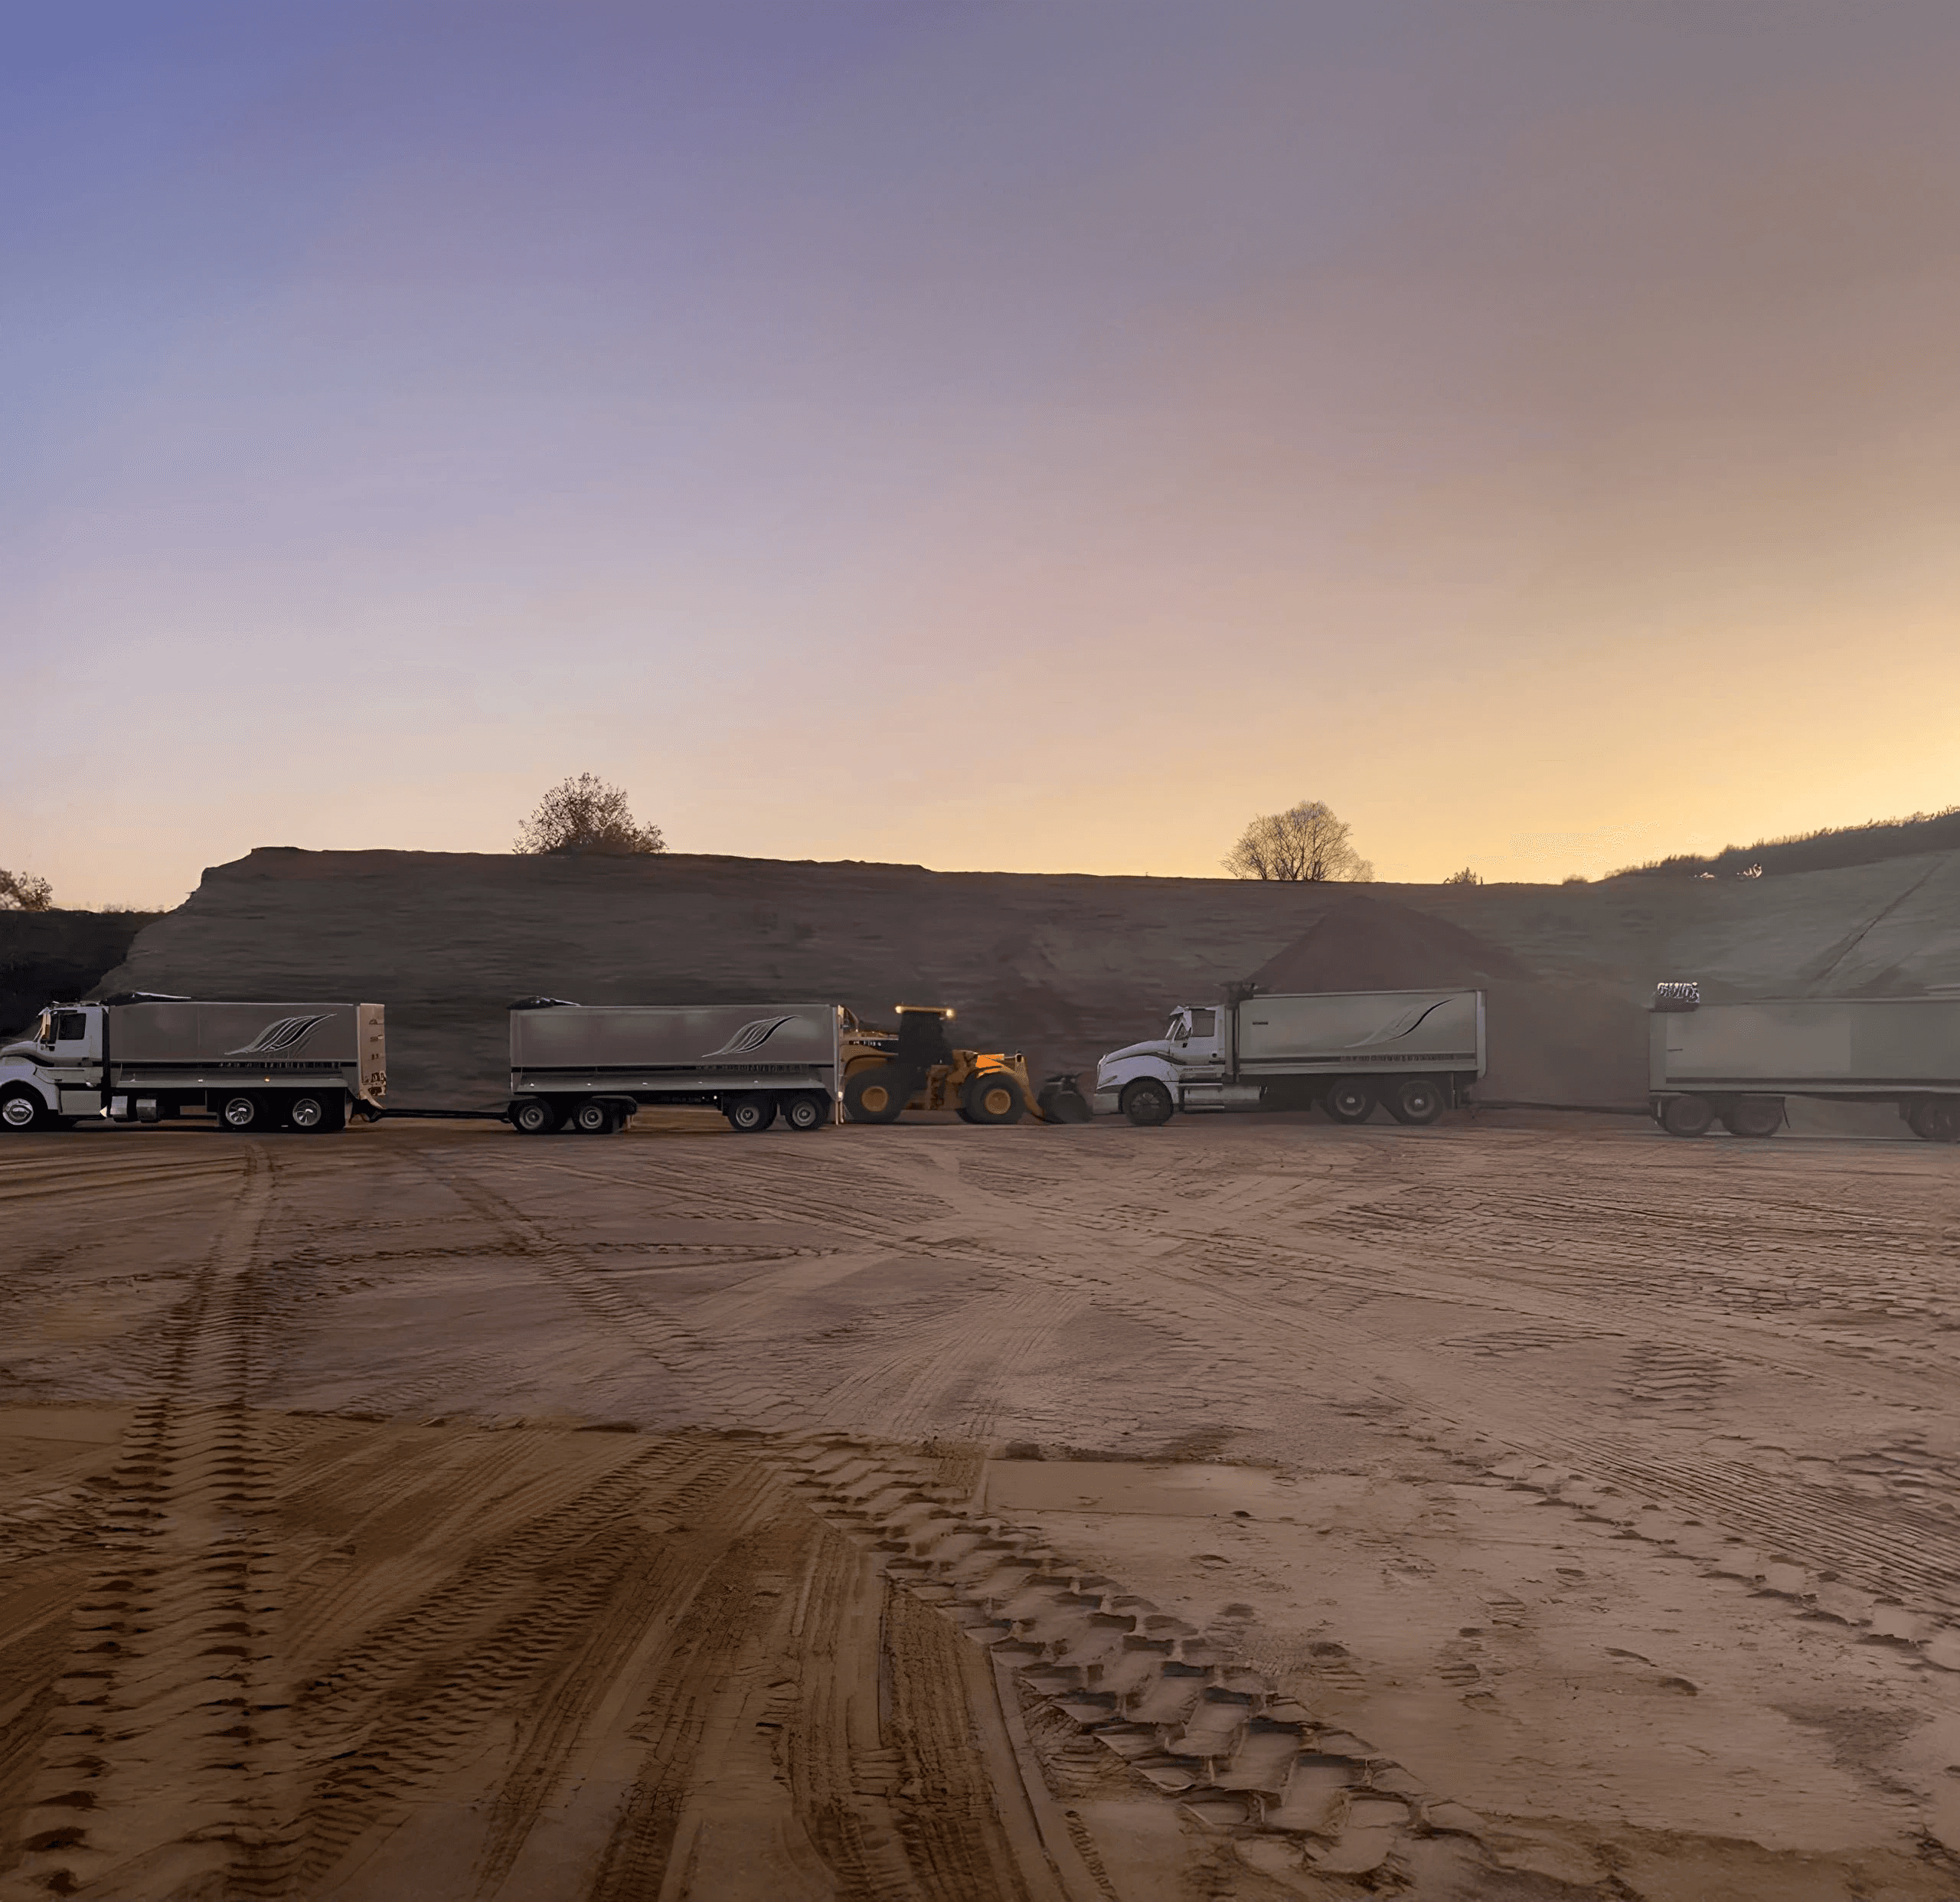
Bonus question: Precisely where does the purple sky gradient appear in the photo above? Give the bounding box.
[10,3,1960,906]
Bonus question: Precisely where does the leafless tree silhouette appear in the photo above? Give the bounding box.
[1223,802,1373,883]
[515,775,666,855]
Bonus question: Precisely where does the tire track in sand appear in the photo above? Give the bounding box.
[3,1148,293,1902]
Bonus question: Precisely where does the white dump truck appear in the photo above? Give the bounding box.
[1650,984,1960,1140]
[0,993,386,1132]
[508,998,851,1135]
[1095,986,1486,1127]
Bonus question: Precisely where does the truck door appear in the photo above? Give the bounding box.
[51,1009,103,1116]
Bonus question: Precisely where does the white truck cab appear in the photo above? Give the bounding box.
[0,1005,105,1129]
[1096,1005,1262,1113]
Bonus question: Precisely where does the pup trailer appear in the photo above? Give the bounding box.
[0,994,386,1132]
[1650,984,1960,1140]
[1094,985,1485,1127]
[508,998,851,1134]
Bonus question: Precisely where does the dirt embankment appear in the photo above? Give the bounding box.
[94,846,1960,1108]
[0,910,159,1037]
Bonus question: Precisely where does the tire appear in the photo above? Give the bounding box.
[220,1095,261,1132]
[1658,1094,1714,1138]
[726,1093,777,1134]
[782,1093,829,1132]
[288,1093,334,1132]
[962,1070,1026,1126]
[1721,1096,1783,1139]
[0,1088,48,1132]
[511,1097,561,1136]
[1120,1078,1174,1127]
[1323,1079,1376,1125]
[571,1100,616,1135]
[843,1066,908,1125]
[1385,1077,1446,1126]
[1908,1096,1960,1142]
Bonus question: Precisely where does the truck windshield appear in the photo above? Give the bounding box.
[35,1011,51,1045]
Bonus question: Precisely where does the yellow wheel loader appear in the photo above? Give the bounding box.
[840,1005,1090,1126]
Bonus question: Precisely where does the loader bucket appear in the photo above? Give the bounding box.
[1036,1076,1093,1124]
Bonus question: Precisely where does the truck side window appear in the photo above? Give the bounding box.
[1187,1009,1216,1038]
[54,1011,87,1042]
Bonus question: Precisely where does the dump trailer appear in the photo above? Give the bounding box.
[1094,986,1485,1127]
[0,993,385,1133]
[1649,984,1960,1140]
[840,1005,1090,1126]
[507,998,853,1134]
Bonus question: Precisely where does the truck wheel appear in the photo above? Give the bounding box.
[0,1088,48,1132]
[1909,1097,1960,1142]
[511,1098,561,1135]
[571,1100,616,1135]
[1386,1077,1446,1126]
[1721,1096,1783,1138]
[1323,1080,1376,1125]
[1658,1094,1714,1138]
[726,1093,777,1133]
[1119,1079,1174,1127]
[963,1070,1026,1125]
[783,1093,829,1132]
[289,1093,329,1132]
[843,1066,907,1124]
[220,1095,261,1131]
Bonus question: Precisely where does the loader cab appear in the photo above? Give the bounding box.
[893,1005,956,1074]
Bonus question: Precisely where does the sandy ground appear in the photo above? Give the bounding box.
[3,1110,1959,1900]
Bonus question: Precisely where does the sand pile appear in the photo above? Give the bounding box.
[1250,894,1648,1108]
[93,846,1960,1110]
[1249,893,1532,992]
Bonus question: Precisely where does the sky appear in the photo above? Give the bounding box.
[9,1,1960,909]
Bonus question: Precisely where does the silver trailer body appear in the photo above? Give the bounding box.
[508,1002,845,1134]
[1231,989,1485,1080]
[109,1001,386,1103]
[1650,989,1960,1141]
[1096,988,1485,1126]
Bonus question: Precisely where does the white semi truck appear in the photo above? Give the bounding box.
[1650,985,1960,1140]
[1095,986,1486,1127]
[0,994,386,1132]
[508,998,852,1135]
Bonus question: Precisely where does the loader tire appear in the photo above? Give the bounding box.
[844,1066,908,1124]
[1120,1079,1174,1127]
[962,1070,1025,1125]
